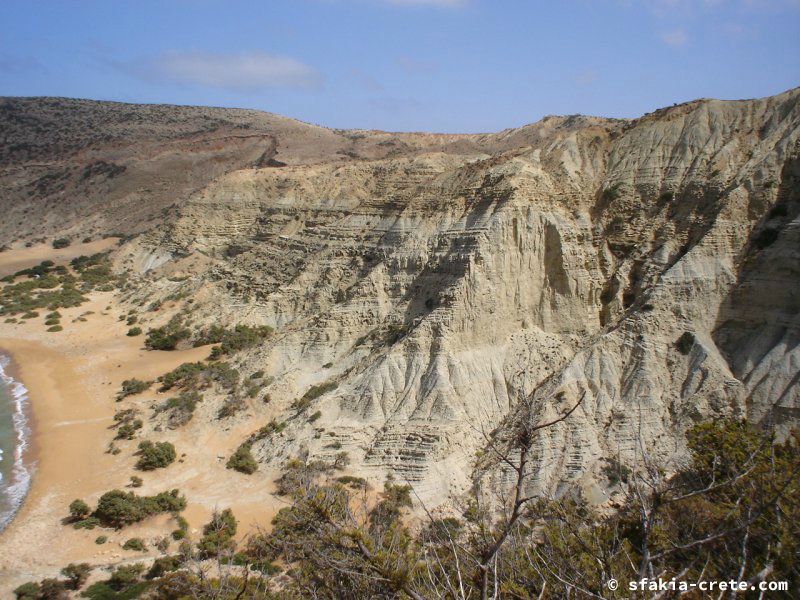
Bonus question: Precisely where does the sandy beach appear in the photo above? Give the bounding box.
[0,248,283,592]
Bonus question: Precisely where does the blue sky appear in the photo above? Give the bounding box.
[0,0,798,132]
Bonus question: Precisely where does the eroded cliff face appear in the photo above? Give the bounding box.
[7,91,798,506]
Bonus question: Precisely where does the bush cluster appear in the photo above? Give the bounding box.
[135,440,177,471]
[292,381,338,413]
[87,489,186,528]
[117,378,150,400]
[155,391,203,427]
[145,324,190,350]
[194,324,272,358]
[226,443,258,474]
[196,509,237,559]
[122,537,146,551]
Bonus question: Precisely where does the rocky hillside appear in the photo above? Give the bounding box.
[2,90,799,506]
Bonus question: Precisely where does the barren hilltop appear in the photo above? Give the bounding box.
[0,89,798,591]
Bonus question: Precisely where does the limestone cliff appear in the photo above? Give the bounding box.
[2,90,799,505]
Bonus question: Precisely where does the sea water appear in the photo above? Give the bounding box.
[0,353,32,531]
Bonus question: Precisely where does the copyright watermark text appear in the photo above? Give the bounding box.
[605,578,789,593]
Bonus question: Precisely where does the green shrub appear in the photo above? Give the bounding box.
[206,361,240,390]
[0,269,90,317]
[127,326,142,336]
[108,563,146,590]
[227,444,258,474]
[46,325,63,332]
[250,420,286,442]
[218,397,245,419]
[385,323,407,344]
[245,379,264,398]
[94,489,186,527]
[13,582,40,600]
[69,498,91,520]
[145,324,190,350]
[201,324,273,358]
[52,237,71,249]
[39,579,68,598]
[61,562,92,589]
[658,191,674,203]
[334,451,350,469]
[95,535,107,544]
[155,536,170,553]
[293,381,338,412]
[146,555,183,579]
[601,181,623,201]
[675,331,695,355]
[155,391,203,427]
[197,509,238,558]
[309,410,322,422]
[158,362,205,391]
[117,378,150,399]
[73,516,101,530]
[135,441,176,471]
[336,475,368,489]
[129,476,143,488]
[82,563,150,599]
[115,419,142,440]
[123,537,146,551]
[174,514,189,533]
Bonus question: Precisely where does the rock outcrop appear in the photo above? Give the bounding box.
[2,90,799,506]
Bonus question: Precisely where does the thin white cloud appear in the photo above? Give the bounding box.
[143,51,321,91]
[660,29,688,46]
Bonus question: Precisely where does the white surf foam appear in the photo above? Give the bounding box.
[0,353,33,531]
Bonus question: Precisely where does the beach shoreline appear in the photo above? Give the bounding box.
[0,349,35,533]
[0,292,281,592]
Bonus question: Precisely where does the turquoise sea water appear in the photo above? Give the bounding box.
[0,353,31,531]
